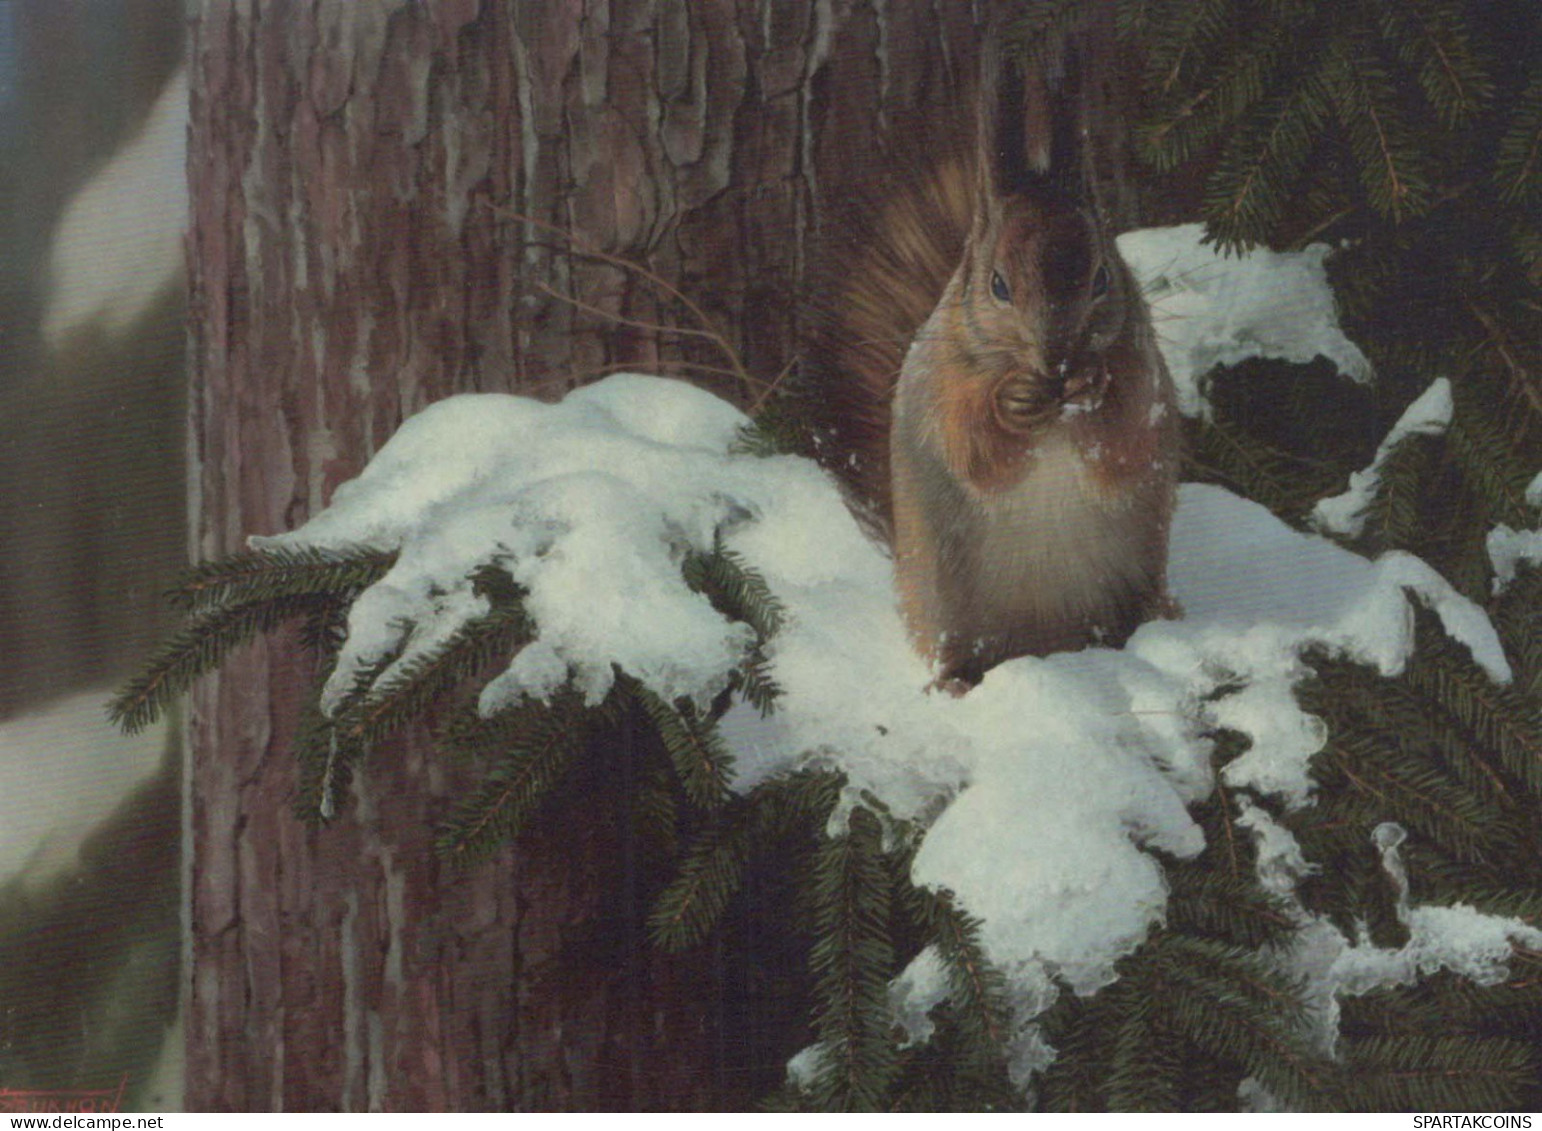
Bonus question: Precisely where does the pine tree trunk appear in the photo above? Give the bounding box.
[183,0,990,1111]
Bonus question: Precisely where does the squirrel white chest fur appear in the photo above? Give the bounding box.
[891,319,1174,682]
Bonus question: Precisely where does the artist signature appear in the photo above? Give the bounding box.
[0,1076,127,1114]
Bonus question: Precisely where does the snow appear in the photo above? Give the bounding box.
[1312,378,1453,537]
[1487,469,1542,590]
[889,945,947,1047]
[43,67,187,348]
[260,370,1518,1086]
[1331,903,1542,995]
[0,689,170,888]
[1240,800,1542,1063]
[1488,524,1542,590]
[1118,224,1372,417]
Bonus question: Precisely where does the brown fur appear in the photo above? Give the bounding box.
[800,149,974,535]
[800,45,1179,684]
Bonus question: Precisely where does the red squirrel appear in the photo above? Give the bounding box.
[802,42,1178,685]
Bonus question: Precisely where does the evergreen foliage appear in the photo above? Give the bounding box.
[116,0,1542,1110]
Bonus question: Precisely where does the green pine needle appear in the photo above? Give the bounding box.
[109,592,341,733]
[1403,610,1542,799]
[1165,869,1300,950]
[632,685,735,811]
[332,602,534,753]
[1151,934,1339,1109]
[648,809,753,951]
[1495,76,1542,204]
[169,544,396,612]
[807,807,900,1111]
[1373,0,1492,127]
[681,543,786,642]
[907,888,1011,1069]
[1340,1034,1537,1110]
[433,701,579,863]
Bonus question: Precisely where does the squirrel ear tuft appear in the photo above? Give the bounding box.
[976,31,1088,201]
[1044,45,1088,197]
[976,34,1032,200]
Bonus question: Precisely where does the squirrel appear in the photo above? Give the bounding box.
[800,39,1179,686]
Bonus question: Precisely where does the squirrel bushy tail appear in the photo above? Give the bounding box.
[797,141,976,538]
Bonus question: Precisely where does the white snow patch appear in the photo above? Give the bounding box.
[1487,468,1542,591]
[261,373,1511,1080]
[0,689,169,888]
[1312,378,1453,537]
[785,1044,825,1090]
[1118,223,1372,417]
[1488,524,1542,591]
[1331,904,1542,995]
[889,946,948,1047]
[1239,806,1542,1062]
[43,67,188,348]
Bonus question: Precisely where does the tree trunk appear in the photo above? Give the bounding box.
[184,0,989,1111]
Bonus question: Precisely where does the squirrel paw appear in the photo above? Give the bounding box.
[1150,590,1183,621]
[926,674,975,698]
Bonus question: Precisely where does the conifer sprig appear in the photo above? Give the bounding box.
[331,602,533,753]
[1149,934,1338,1109]
[168,544,396,613]
[906,887,1012,1071]
[1339,1034,1536,1110]
[109,592,341,733]
[1494,77,1542,204]
[647,807,753,951]
[807,807,900,1111]
[433,696,583,863]
[633,685,736,811]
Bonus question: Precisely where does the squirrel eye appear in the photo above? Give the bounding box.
[990,270,1011,303]
[1090,264,1111,301]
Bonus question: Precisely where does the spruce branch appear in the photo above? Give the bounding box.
[1446,390,1539,527]
[1035,985,1120,1111]
[1464,300,1542,422]
[1492,562,1542,701]
[433,699,581,862]
[1320,734,1508,865]
[1183,412,1339,521]
[1494,76,1542,205]
[1359,433,1441,552]
[168,544,396,613]
[331,601,534,753]
[1139,13,1309,176]
[291,692,367,823]
[1103,994,1184,1112]
[1372,0,1491,126]
[631,684,735,810]
[1142,0,1231,97]
[1402,608,1542,800]
[1151,934,1339,1109]
[1165,868,1299,950]
[807,806,900,1111]
[647,806,753,951]
[1322,32,1434,223]
[681,543,786,643]
[1340,1034,1537,1111]
[109,593,340,734]
[907,887,1011,1067]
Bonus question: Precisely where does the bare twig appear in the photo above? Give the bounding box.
[489,202,755,398]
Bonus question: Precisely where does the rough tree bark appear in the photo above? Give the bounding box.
[184,0,992,1111]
